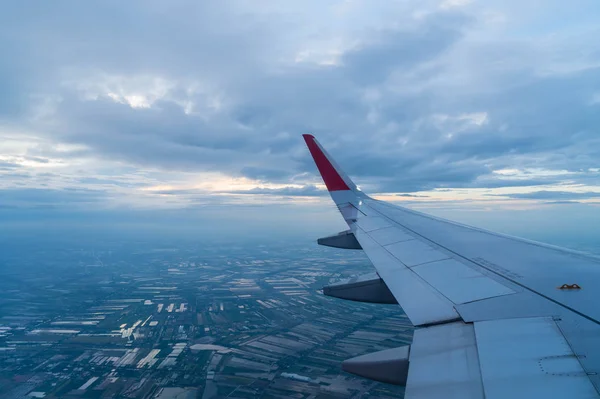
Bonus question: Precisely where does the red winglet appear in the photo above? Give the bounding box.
[303,134,350,191]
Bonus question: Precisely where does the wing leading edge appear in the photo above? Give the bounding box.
[302,134,600,399]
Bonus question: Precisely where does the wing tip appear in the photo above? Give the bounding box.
[302,133,353,192]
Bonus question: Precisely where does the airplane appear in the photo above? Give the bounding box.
[302,134,600,398]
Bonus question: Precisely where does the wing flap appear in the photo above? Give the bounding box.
[405,322,484,399]
[474,317,598,399]
[405,317,598,399]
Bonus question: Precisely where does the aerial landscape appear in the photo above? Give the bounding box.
[2,210,600,398]
[0,232,409,398]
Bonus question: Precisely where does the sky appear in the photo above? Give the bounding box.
[1,1,599,245]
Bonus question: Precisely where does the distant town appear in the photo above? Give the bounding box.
[0,235,411,398]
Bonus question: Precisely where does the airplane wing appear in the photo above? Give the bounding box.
[303,134,600,398]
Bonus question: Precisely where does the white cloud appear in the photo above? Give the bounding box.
[459,112,488,126]
[430,111,489,137]
[439,0,472,10]
[492,168,577,179]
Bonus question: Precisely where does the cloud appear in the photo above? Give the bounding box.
[228,185,326,197]
[147,184,326,199]
[440,0,472,9]
[493,191,600,200]
[0,188,107,209]
[0,161,21,170]
[461,178,556,189]
[394,193,430,198]
[0,1,599,211]
[340,12,471,85]
[542,200,581,205]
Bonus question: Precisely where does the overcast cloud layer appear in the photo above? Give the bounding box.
[1,0,600,213]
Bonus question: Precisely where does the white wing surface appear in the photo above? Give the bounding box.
[303,134,600,398]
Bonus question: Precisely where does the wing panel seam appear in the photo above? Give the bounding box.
[365,203,600,327]
[355,224,462,319]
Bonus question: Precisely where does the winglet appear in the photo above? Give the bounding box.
[303,134,359,193]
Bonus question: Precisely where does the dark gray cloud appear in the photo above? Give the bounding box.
[0,162,21,171]
[228,185,326,197]
[75,177,145,188]
[542,201,582,205]
[341,12,472,85]
[461,178,557,189]
[493,191,600,200]
[150,185,325,197]
[0,188,107,208]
